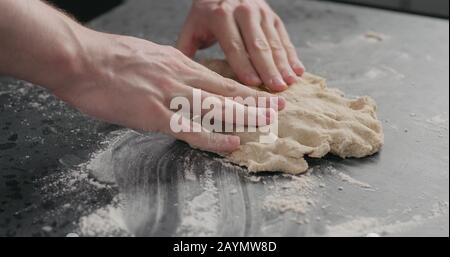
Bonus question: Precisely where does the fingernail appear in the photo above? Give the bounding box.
[269,77,287,91]
[292,62,305,75]
[282,70,298,85]
[245,74,262,86]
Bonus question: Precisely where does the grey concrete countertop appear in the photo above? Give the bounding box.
[0,0,448,237]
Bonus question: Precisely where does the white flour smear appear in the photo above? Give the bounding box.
[176,160,220,236]
[77,196,131,237]
[263,171,320,216]
[58,132,131,237]
[337,172,375,191]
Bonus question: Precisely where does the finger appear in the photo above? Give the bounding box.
[184,66,286,111]
[176,17,199,58]
[261,16,297,85]
[212,8,261,86]
[167,81,275,126]
[179,130,241,153]
[234,5,287,92]
[274,17,305,75]
[162,108,241,153]
[201,91,277,127]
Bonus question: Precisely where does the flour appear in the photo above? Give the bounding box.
[31,131,127,237]
[410,113,449,135]
[38,166,109,199]
[325,217,381,236]
[337,172,375,191]
[426,114,449,131]
[247,176,262,183]
[427,115,448,125]
[176,164,220,236]
[364,31,386,42]
[84,147,116,184]
[212,157,243,170]
[76,195,130,237]
[183,156,197,182]
[430,201,449,217]
[263,171,319,215]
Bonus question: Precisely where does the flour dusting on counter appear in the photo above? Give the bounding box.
[263,172,319,215]
[77,196,130,237]
[176,163,220,236]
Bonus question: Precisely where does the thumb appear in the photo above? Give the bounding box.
[176,21,199,58]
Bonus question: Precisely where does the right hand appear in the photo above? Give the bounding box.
[177,0,305,91]
[54,31,285,153]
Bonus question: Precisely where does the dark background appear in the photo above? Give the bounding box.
[48,0,124,22]
[48,0,449,23]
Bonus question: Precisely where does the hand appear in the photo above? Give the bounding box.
[177,0,305,91]
[54,31,285,153]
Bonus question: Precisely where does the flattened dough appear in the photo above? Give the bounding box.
[203,60,384,175]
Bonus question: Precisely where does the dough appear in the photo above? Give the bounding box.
[203,60,384,175]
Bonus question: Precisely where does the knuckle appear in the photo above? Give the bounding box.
[161,45,181,59]
[172,61,189,75]
[162,89,179,107]
[257,91,271,100]
[259,8,273,21]
[212,5,231,18]
[273,16,282,27]
[167,46,184,57]
[268,39,283,51]
[223,79,239,93]
[251,38,271,51]
[223,39,244,54]
[235,3,254,17]
[279,66,293,76]
[285,43,297,53]
[156,76,174,90]
[158,59,185,77]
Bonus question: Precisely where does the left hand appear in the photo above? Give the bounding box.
[177,0,305,92]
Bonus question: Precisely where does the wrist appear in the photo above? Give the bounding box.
[50,28,139,103]
[44,26,94,93]
[48,27,117,101]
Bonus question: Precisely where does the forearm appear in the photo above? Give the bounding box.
[0,0,93,92]
[0,0,283,153]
